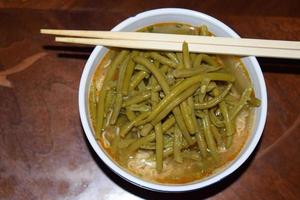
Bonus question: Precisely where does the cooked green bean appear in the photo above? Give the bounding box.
[173,65,221,78]
[198,78,210,103]
[127,132,155,154]
[120,111,150,137]
[201,54,218,66]
[230,88,253,120]
[176,52,184,69]
[122,51,138,96]
[128,104,151,112]
[110,93,123,125]
[150,52,177,68]
[125,109,136,122]
[96,50,129,138]
[165,52,179,64]
[162,116,176,132]
[210,124,224,148]
[180,101,196,134]
[212,88,233,148]
[122,90,151,107]
[194,83,232,109]
[183,42,191,69]
[152,84,200,125]
[155,123,163,172]
[195,120,208,158]
[135,64,151,73]
[128,71,148,91]
[173,125,183,163]
[140,123,153,136]
[137,79,146,91]
[209,109,224,128]
[193,54,203,68]
[200,25,209,36]
[110,55,131,124]
[150,76,160,108]
[201,110,218,157]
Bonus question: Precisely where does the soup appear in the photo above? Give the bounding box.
[88,23,260,184]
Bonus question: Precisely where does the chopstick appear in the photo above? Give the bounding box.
[41,29,300,59]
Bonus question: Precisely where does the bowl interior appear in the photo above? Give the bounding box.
[79,8,267,192]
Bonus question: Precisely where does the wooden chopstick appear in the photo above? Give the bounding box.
[41,29,300,59]
[41,29,300,50]
[54,37,300,59]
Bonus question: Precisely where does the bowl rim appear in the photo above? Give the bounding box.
[79,8,267,192]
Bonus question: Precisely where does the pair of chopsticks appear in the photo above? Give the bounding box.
[40,29,300,59]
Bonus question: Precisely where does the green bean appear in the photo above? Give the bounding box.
[210,124,224,148]
[122,51,138,96]
[110,55,131,124]
[96,50,129,138]
[118,138,136,148]
[128,71,148,91]
[110,93,122,125]
[135,64,151,73]
[198,78,210,103]
[122,90,151,107]
[176,53,184,69]
[173,65,221,78]
[155,123,163,172]
[140,123,153,136]
[139,73,235,125]
[163,136,197,158]
[162,116,176,132]
[120,111,150,137]
[201,110,218,157]
[190,53,197,64]
[137,79,146,91]
[193,54,203,68]
[173,125,183,163]
[201,54,218,66]
[207,81,217,92]
[128,104,151,112]
[104,89,115,113]
[150,52,177,68]
[194,83,232,109]
[127,132,155,154]
[180,101,196,134]
[230,88,253,120]
[200,25,209,36]
[165,52,179,64]
[183,42,191,69]
[195,120,208,158]
[152,84,200,125]
[160,65,169,74]
[209,109,224,128]
[125,109,136,121]
[249,96,261,107]
[212,88,233,148]
[150,76,160,108]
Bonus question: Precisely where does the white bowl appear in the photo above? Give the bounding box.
[79,8,267,192]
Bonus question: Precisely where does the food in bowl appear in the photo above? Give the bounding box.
[88,23,261,184]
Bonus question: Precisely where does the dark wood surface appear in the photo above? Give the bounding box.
[0,1,299,199]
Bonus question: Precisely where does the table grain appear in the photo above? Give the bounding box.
[0,1,299,199]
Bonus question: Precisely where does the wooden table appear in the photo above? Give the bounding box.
[1,1,299,199]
